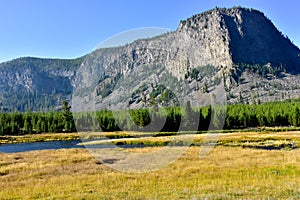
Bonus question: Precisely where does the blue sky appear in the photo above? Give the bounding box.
[0,0,299,63]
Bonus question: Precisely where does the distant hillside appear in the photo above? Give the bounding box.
[0,57,84,111]
[1,6,300,112]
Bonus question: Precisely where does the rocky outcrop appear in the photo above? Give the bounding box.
[1,7,300,111]
[177,7,300,72]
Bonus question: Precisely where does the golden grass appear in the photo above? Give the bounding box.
[1,141,300,199]
[78,136,171,146]
[2,130,300,144]
[77,131,300,149]
[0,133,79,144]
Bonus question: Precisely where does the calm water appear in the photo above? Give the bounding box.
[0,140,85,153]
[0,140,146,153]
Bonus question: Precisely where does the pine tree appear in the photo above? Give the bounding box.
[293,107,300,127]
[61,101,75,132]
[24,114,32,134]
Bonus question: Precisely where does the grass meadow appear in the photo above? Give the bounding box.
[1,132,300,199]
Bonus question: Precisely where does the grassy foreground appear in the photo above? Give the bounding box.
[1,138,300,199]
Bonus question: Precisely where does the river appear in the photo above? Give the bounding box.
[0,139,147,153]
[0,140,85,153]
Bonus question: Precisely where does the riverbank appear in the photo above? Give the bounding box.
[1,131,300,150]
[1,126,300,145]
[0,133,80,144]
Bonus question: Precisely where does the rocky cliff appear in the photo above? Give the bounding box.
[1,7,300,112]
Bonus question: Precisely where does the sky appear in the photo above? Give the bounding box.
[0,0,299,63]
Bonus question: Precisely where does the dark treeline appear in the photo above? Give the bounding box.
[0,101,76,135]
[74,105,211,133]
[0,100,300,135]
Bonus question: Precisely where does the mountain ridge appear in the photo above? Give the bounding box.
[1,6,300,112]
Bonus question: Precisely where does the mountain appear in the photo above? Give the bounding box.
[1,6,300,112]
[0,57,84,111]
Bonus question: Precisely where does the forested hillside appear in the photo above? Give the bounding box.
[0,57,84,112]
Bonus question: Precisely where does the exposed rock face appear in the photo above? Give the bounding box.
[221,8,300,72]
[1,7,300,111]
[177,7,300,71]
[177,8,233,69]
[0,57,83,111]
